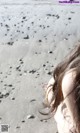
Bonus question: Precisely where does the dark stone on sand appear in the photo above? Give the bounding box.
[65,38,68,40]
[0,94,4,99]
[0,72,2,74]
[19,74,22,76]
[34,31,37,33]
[40,120,47,122]
[52,14,55,17]
[4,93,9,98]
[51,65,54,67]
[27,27,30,30]
[31,22,34,24]
[16,66,20,70]
[7,42,14,45]
[21,21,24,23]
[68,17,71,20]
[0,117,2,120]
[71,11,75,14]
[17,30,20,33]
[19,59,23,62]
[16,126,20,129]
[45,38,47,40]
[0,23,3,26]
[22,16,26,19]
[56,15,60,19]
[37,73,40,76]
[43,64,46,67]
[0,100,2,103]
[7,29,10,31]
[48,51,53,54]
[18,69,21,72]
[5,24,9,28]
[24,70,27,73]
[68,34,71,36]
[8,84,13,87]
[12,98,15,100]
[39,40,42,42]
[14,24,16,26]
[30,99,36,102]
[27,114,35,119]
[43,26,45,29]
[35,52,38,54]
[9,66,12,69]
[46,14,52,16]
[24,35,29,39]
[29,70,36,74]
[47,71,52,75]
[22,120,25,123]
[20,61,24,64]
[46,61,49,63]
[12,88,15,90]
[39,25,42,27]
[4,84,7,86]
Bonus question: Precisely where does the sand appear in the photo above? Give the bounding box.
[0,0,80,133]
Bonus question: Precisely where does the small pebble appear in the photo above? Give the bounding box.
[46,14,52,16]
[9,66,12,69]
[12,98,15,100]
[4,84,7,86]
[20,61,24,64]
[29,70,36,74]
[16,66,20,70]
[4,93,9,98]
[22,16,26,19]
[39,40,42,42]
[68,17,71,20]
[47,72,52,75]
[27,115,35,119]
[22,120,25,123]
[48,51,53,54]
[7,42,14,45]
[19,74,22,76]
[56,15,60,19]
[0,94,4,98]
[16,126,20,129]
[30,99,36,102]
[24,70,27,73]
[40,120,47,122]
[8,84,13,87]
[43,64,46,67]
[24,35,29,39]
[5,24,9,28]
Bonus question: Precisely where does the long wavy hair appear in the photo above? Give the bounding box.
[51,44,80,119]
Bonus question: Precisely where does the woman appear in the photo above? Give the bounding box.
[41,44,80,133]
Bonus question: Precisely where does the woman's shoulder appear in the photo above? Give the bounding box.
[61,68,76,96]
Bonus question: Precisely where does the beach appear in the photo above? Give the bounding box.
[0,0,80,133]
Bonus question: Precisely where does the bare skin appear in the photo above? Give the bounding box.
[61,70,80,133]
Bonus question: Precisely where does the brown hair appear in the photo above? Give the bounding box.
[51,44,80,117]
